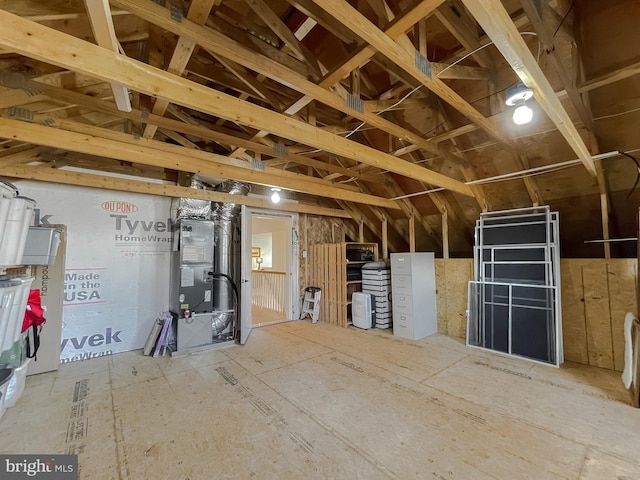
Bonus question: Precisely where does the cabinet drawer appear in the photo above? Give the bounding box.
[392,294,414,316]
[393,314,414,338]
[391,254,412,275]
[391,274,412,294]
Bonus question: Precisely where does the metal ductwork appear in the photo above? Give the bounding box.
[174,178,214,220]
[211,180,250,335]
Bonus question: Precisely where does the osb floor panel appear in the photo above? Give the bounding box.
[1,321,639,479]
[251,305,286,327]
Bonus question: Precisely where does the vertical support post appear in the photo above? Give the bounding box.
[442,210,449,259]
[596,163,611,259]
[382,216,388,260]
[358,218,364,243]
[409,214,416,253]
[307,101,316,126]
[350,68,360,98]
[419,19,427,56]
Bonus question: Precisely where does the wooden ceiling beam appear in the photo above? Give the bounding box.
[82,0,131,112]
[0,11,473,195]
[434,0,494,69]
[3,78,382,184]
[285,0,359,44]
[519,0,593,131]
[0,165,351,218]
[578,59,640,94]
[460,0,596,177]
[285,0,445,115]
[335,200,404,250]
[311,0,514,147]
[205,53,284,110]
[47,117,362,194]
[368,205,409,252]
[0,116,399,209]
[113,0,447,159]
[142,0,219,139]
[206,16,312,78]
[243,0,321,78]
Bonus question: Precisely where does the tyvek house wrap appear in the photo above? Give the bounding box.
[16,181,171,363]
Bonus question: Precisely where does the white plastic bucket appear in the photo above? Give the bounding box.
[0,180,17,243]
[0,277,33,353]
[0,196,36,266]
[0,367,14,421]
[4,359,29,408]
[0,279,19,354]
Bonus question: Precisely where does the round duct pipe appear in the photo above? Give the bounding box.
[211,180,250,335]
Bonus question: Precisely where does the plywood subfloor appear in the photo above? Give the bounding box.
[252,305,287,327]
[1,321,639,479]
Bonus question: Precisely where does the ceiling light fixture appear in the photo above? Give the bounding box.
[505,83,534,125]
[270,187,281,204]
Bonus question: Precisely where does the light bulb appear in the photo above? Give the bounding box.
[271,191,281,203]
[512,103,533,125]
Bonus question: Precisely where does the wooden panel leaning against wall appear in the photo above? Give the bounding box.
[435,258,637,373]
[298,214,339,308]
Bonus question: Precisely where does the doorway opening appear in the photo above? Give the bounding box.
[245,210,299,329]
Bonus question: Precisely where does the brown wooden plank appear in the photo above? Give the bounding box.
[435,259,448,335]
[445,259,473,339]
[339,243,347,327]
[329,244,337,326]
[582,262,614,369]
[606,260,638,372]
[559,259,589,365]
[321,244,328,324]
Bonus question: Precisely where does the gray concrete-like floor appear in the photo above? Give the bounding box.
[1,321,639,479]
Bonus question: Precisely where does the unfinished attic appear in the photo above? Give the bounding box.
[1,0,640,477]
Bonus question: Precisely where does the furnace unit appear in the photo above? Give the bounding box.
[170,219,215,317]
[170,219,219,351]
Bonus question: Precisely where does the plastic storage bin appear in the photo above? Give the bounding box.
[0,196,36,266]
[0,278,19,356]
[4,359,29,408]
[0,180,18,242]
[21,227,61,265]
[0,367,14,421]
[0,276,33,353]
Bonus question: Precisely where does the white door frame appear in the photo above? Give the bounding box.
[247,208,300,323]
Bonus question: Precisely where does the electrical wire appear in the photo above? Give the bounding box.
[553,0,577,38]
[620,151,640,199]
[390,150,640,200]
[300,33,541,156]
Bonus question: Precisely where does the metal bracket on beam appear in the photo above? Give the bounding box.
[251,158,265,171]
[273,142,288,156]
[415,50,432,79]
[7,107,33,122]
[346,93,364,114]
[0,71,40,96]
[170,4,184,22]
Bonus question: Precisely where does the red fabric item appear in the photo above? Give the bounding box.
[22,289,46,333]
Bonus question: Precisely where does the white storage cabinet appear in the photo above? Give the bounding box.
[391,252,437,340]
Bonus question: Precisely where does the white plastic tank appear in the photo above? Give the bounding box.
[4,358,29,408]
[0,180,18,242]
[0,196,36,266]
[0,278,19,354]
[0,367,14,421]
[0,276,33,353]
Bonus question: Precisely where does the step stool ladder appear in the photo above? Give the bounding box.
[300,287,321,324]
